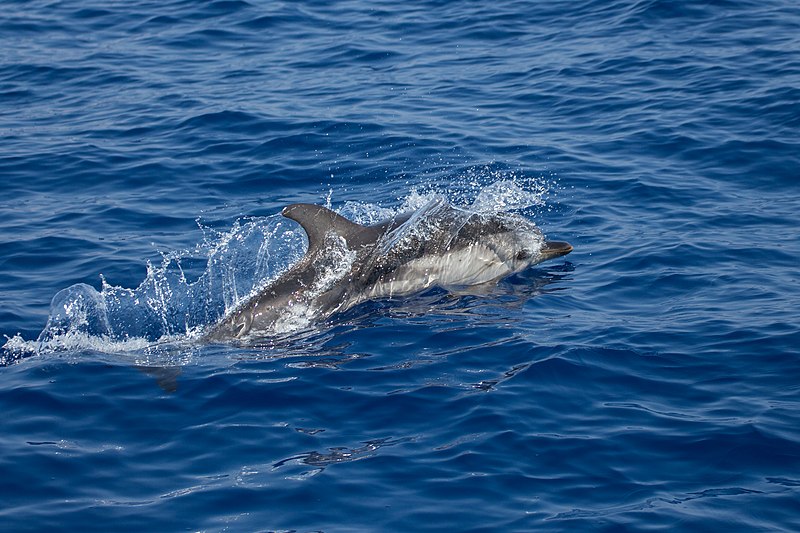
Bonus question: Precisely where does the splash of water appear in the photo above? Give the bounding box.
[3,170,553,358]
[27,215,307,355]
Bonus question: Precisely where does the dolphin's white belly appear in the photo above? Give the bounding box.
[367,243,513,299]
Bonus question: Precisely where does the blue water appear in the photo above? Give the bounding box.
[2,0,799,530]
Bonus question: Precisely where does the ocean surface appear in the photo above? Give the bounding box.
[2,0,799,530]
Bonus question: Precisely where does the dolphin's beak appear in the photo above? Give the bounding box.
[540,240,573,260]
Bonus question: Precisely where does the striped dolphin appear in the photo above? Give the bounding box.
[206,197,571,340]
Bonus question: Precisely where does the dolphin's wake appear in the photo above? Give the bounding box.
[3,177,569,359]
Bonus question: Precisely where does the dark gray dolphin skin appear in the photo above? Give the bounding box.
[206,199,571,340]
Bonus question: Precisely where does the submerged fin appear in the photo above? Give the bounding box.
[282,203,366,251]
[136,366,181,393]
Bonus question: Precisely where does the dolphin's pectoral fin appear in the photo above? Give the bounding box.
[282,203,366,251]
[136,366,182,393]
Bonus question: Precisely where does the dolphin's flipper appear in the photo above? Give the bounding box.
[136,366,182,393]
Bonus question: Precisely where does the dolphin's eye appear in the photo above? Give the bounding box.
[516,250,531,260]
[235,321,248,337]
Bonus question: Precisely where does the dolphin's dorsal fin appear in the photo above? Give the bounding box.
[282,203,367,251]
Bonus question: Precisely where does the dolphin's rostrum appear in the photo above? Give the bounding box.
[206,197,571,340]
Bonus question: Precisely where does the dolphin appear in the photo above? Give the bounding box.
[206,197,571,340]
